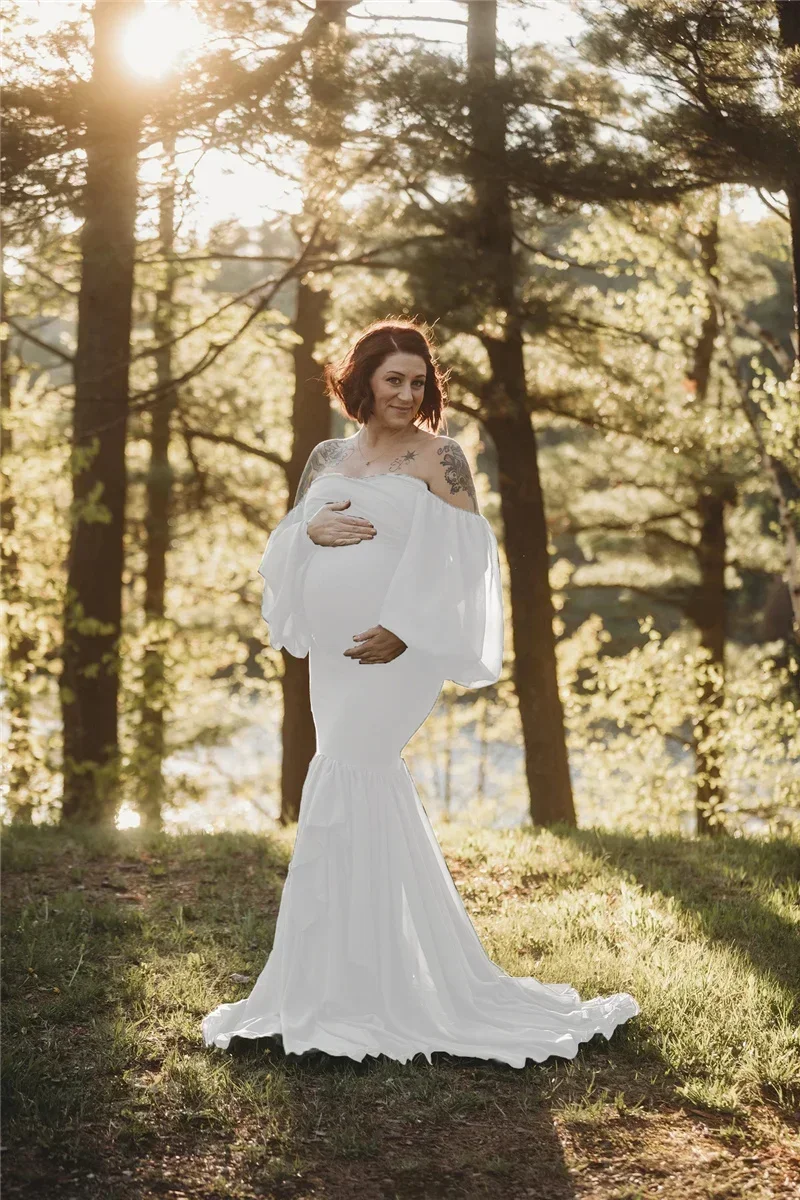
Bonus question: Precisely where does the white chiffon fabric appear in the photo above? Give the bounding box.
[201,472,640,1066]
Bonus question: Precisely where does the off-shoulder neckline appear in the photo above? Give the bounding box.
[309,471,485,521]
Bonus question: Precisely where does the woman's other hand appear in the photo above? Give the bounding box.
[343,625,408,664]
[307,500,377,547]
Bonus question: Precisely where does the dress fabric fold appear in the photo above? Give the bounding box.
[202,472,640,1066]
[376,480,504,688]
[256,499,328,658]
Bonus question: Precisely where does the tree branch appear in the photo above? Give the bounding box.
[180,425,287,471]
[567,517,695,553]
[5,316,74,364]
[568,579,693,613]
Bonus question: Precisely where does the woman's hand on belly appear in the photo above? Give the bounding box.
[343,625,408,664]
[308,499,376,546]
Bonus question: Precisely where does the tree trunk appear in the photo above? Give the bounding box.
[139,141,178,831]
[1,281,35,823]
[688,200,730,836]
[467,0,575,827]
[776,1,800,358]
[476,693,488,805]
[692,492,729,837]
[486,410,576,825]
[60,0,143,826]
[773,1,800,643]
[279,1,350,824]
[280,278,334,823]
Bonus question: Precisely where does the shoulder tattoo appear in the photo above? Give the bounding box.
[295,440,353,504]
[436,441,478,512]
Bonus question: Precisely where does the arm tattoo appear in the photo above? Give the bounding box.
[436,441,478,512]
[294,440,353,505]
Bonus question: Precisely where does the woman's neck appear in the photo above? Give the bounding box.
[358,421,418,455]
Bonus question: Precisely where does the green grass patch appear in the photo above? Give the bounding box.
[2,821,798,1199]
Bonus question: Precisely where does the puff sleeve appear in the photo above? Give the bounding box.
[377,490,504,688]
[257,497,328,658]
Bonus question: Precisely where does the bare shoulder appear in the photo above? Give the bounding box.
[310,438,353,472]
[420,435,479,515]
[295,438,354,503]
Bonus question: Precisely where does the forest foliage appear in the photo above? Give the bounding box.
[1,0,798,838]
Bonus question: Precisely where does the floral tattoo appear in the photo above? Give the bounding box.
[294,441,353,504]
[436,441,478,512]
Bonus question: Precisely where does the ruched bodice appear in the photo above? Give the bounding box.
[301,474,423,659]
[307,470,427,536]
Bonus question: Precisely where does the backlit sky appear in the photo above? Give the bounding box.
[15,0,777,234]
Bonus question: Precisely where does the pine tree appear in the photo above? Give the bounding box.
[577,0,800,640]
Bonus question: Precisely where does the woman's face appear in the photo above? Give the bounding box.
[368,352,428,428]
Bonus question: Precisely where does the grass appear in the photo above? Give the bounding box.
[2,818,799,1199]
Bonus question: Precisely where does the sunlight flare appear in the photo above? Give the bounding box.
[120,1,204,79]
[115,803,142,831]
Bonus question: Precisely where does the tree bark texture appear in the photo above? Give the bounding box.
[60,0,143,824]
[692,491,729,837]
[687,203,731,836]
[467,0,575,827]
[776,1,800,358]
[773,1,800,641]
[279,3,351,824]
[280,281,334,824]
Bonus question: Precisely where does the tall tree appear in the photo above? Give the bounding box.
[60,0,144,824]
[278,1,356,824]
[577,0,800,641]
[551,197,782,833]
[775,1,800,354]
[465,0,575,826]
[774,1,800,643]
[686,199,732,836]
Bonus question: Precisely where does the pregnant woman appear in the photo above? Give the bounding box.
[202,320,640,1066]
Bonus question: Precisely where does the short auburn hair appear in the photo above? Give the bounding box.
[323,318,449,433]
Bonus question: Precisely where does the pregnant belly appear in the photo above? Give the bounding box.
[303,539,401,653]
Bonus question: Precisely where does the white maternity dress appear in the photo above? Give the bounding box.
[201,472,640,1066]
